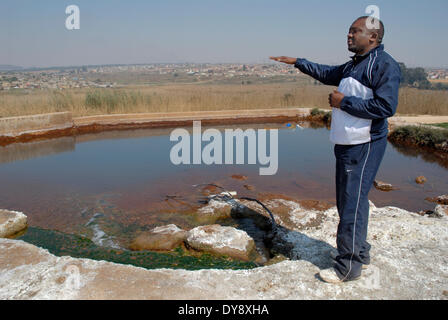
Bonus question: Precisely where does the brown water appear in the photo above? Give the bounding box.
[0,122,446,248]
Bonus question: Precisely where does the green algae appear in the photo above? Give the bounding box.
[17,226,257,270]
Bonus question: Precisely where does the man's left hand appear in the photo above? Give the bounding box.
[329,90,345,108]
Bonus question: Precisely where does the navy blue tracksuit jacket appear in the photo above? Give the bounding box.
[295,44,401,281]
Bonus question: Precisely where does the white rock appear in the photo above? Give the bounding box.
[151,224,184,234]
[436,195,448,204]
[197,199,232,215]
[195,200,233,224]
[434,204,448,218]
[129,224,187,251]
[0,210,27,238]
[186,224,256,261]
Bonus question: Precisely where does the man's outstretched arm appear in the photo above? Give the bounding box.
[270,56,348,86]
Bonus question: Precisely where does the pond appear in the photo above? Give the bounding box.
[1,121,447,268]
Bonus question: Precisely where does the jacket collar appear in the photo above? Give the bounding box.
[351,44,384,64]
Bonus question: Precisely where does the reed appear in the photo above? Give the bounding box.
[0,84,447,117]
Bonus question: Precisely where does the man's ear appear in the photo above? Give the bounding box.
[370,31,379,44]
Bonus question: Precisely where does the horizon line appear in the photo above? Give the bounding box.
[1,61,447,72]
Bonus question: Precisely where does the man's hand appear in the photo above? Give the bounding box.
[269,56,297,65]
[329,90,345,108]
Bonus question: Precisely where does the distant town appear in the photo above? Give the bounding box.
[0,63,447,90]
[0,63,301,90]
[427,69,448,81]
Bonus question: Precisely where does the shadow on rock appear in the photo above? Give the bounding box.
[230,205,335,269]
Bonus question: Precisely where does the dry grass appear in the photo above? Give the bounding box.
[0,83,447,117]
[398,88,448,115]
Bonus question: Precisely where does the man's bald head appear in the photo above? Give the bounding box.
[355,16,385,44]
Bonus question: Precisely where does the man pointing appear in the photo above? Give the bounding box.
[270,16,401,283]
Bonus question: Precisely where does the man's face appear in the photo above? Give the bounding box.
[347,18,374,54]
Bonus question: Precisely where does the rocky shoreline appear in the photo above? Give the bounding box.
[1,198,447,300]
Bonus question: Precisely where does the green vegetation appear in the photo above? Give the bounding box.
[431,123,448,129]
[85,89,151,112]
[399,63,448,90]
[389,125,448,148]
[310,107,324,116]
[310,108,332,124]
[18,227,257,270]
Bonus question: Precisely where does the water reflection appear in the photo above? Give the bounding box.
[0,137,75,164]
[389,141,448,169]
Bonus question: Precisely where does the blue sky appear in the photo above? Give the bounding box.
[1,0,447,68]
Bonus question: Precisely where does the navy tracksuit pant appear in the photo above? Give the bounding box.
[333,136,387,281]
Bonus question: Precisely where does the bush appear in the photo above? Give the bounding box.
[310,108,331,124]
[323,111,332,124]
[399,63,430,88]
[310,108,325,116]
[390,125,448,147]
[84,89,149,111]
[85,90,103,109]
